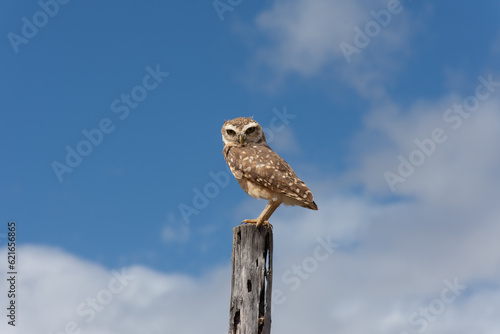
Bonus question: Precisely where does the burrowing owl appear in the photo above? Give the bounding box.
[221,117,318,227]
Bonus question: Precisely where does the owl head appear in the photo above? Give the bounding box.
[221,117,268,147]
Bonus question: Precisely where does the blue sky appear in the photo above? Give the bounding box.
[2,1,500,333]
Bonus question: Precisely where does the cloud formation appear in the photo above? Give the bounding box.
[252,0,414,97]
[0,245,230,334]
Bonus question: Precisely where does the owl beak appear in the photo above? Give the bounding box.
[239,135,243,145]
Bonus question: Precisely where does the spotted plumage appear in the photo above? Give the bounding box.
[221,117,318,227]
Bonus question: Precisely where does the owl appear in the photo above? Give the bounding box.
[221,117,318,227]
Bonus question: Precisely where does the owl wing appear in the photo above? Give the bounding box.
[223,144,316,208]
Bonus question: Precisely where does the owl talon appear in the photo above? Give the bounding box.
[242,219,258,225]
[241,219,273,229]
[256,220,269,228]
[261,221,273,229]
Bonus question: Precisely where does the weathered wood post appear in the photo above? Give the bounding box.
[228,224,273,334]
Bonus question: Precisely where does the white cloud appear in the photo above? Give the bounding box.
[0,246,230,334]
[250,0,415,97]
[255,0,368,76]
[352,94,500,209]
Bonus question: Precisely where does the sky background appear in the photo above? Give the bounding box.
[1,1,500,333]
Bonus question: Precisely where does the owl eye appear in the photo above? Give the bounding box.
[226,129,236,135]
[246,127,256,134]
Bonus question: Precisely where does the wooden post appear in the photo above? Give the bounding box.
[228,224,273,334]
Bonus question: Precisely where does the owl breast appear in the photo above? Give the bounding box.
[236,177,308,207]
[236,178,277,201]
